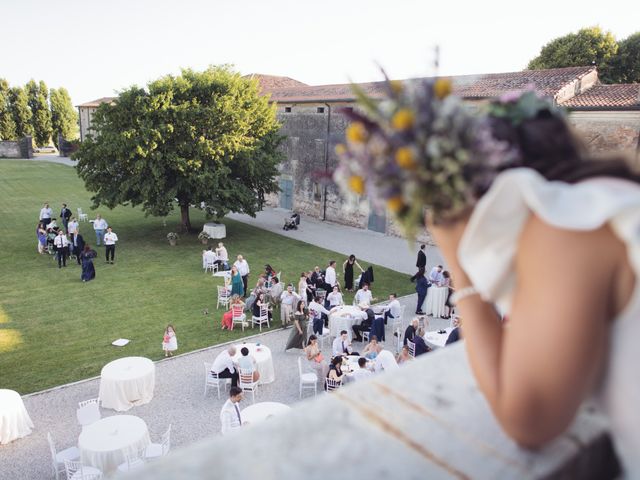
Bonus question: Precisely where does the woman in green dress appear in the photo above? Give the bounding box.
[230,265,244,297]
[285,300,309,351]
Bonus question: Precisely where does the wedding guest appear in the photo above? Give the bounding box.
[381,293,401,325]
[403,318,420,346]
[353,357,373,382]
[415,270,428,314]
[324,260,338,291]
[215,242,229,270]
[410,244,427,282]
[162,324,178,357]
[362,336,383,359]
[36,222,47,254]
[396,345,413,365]
[80,244,97,282]
[220,387,243,434]
[305,335,328,378]
[67,216,79,236]
[326,285,344,308]
[269,277,284,305]
[237,347,260,382]
[104,227,118,264]
[72,232,85,265]
[60,203,72,232]
[297,272,309,303]
[279,284,300,327]
[39,202,52,228]
[203,247,216,269]
[308,296,332,335]
[93,214,108,246]
[326,355,345,388]
[252,292,272,320]
[230,266,243,297]
[446,317,462,346]
[211,346,239,387]
[53,230,69,268]
[222,295,244,330]
[332,330,358,356]
[414,327,431,356]
[285,300,309,351]
[354,283,375,306]
[352,306,374,342]
[234,255,250,296]
[374,350,399,373]
[428,265,444,286]
[343,254,364,292]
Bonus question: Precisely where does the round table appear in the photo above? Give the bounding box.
[233,343,275,384]
[424,328,453,350]
[0,389,34,445]
[328,306,366,341]
[241,402,290,424]
[423,286,449,318]
[203,223,226,239]
[99,357,155,411]
[79,415,150,473]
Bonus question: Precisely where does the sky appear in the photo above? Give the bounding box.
[2,0,639,105]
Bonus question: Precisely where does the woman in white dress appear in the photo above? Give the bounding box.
[335,85,640,476]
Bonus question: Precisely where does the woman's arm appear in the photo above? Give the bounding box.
[355,261,364,272]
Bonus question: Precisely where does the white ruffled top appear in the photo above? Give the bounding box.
[458,168,640,476]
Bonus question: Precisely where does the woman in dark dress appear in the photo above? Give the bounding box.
[285,300,309,351]
[80,244,97,282]
[342,254,364,292]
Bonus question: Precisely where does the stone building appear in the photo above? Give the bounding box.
[76,97,116,141]
[76,67,640,240]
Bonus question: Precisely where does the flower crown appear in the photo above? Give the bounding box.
[333,75,562,236]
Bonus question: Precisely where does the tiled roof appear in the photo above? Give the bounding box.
[560,84,640,109]
[76,97,116,108]
[266,66,598,103]
[242,74,308,92]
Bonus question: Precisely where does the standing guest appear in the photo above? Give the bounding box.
[354,283,375,307]
[308,296,332,335]
[222,295,245,330]
[414,327,431,356]
[215,242,229,270]
[324,260,338,291]
[36,222,47,254]
[285,300,309,351]
[441,270,454,318]
[353,357,373,382]
[305,270,316,302]
[39,202,52,228]
[71,232,85,265]
[238,347,260,382]
[53,230,69,268]
[332,330,358,356]
[104,227,118,264]
[230,266,244,297]
[310,266,324,291]
[46,218,59,233]
[297,272,309,304]
[411,244,427,282]
[381,293,401,325]
[234,255,250,296]
[305,335,329,378]
[403,318,420,346]
[93,214,108,246]
[396,345,413,365]
[80,244,97,282]
[211,346,239,387]
[269,277,284,306]
[428,265,444,286]
[415,270,428,314]
[343,254,365,292]
[326,285,344,308]
[279,284,300,327]
[67,216,79,236]
[60,203,72,232]
[220,387,243,435]
[162,324,178,357]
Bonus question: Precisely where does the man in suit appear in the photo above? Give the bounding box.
[414,327,431,356]
[415,273,429,314]
[60,203,72,232]
[220,387,244,434]
[72,232,85,265]
[410,244,427,282]
[53,230,69,268]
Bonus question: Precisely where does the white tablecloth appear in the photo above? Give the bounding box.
[79,415,150,473]
[423,286,449,318]
[99,357,155,411]
[329,306,365,341]
[233,343,275,384]
[241,402,290,424]
[203,223,226,239]
[424,328,453,350]
[0,389,34,445]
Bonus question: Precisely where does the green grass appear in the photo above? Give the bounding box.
[0,160,413,394]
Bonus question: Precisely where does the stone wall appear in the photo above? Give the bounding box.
[0,140,21,158]
[569,111,640,162]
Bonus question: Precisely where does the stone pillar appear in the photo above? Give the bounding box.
[19,136,33,158]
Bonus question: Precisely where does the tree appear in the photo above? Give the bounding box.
[74,66,283,231]
[0,79,17,140]
[50,87,78,147]
[8,86,33,139]
[26,79,53,147]
[527,26,619,82]
[607,32,640,83]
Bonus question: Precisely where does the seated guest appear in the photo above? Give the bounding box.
[353,357,373,382]
[220,387,243,435]
[203,247,217,269]
[369,315,386,342]
[214,242,229,270]
[269,277,284,305]
[414,327,431,357]
[280,284,301,327]
[352,305,374,342]
[308,296,332,335]
[446,317,462,346]
[403,318,420,346]
[374,350,399,373]
[362,336,383,359]
[310,266,324,291]
[221,295,245,330]
[332,330,359,356]
[354,283,376,307]
[245,278,266,312]
[211,346,239,387]
[252,292,272,320]
[305,335,328,378]
[396,345,412,365]
[326,355,345,388]
[326,285,344,308]
[381,293,401,325]
[237,347,260,382]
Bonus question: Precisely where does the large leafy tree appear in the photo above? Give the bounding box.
[50,87,78,147]
[8,86,33,138]
[527,26,619,83]
[74,66,283,231]
[26,79,53,146]
[607,32,640,83]
[0,79,17,140]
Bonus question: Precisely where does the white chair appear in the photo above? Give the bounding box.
[251,304,270,331]
[204,258,217,274]
[298,357,318,398]
[231,304,247,331]
[48,432,81,480]
[76,398,101,429]
[116,446,146,473]
[239,367,259,403]
[325,377,341,393]
[145,424,171,459]
[217,285,230,310]
[204,362,230,399]
[63,459,102,480]
[77,208,88,222]
[407,339,416,358]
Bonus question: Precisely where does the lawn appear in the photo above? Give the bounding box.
[0,160,414,394]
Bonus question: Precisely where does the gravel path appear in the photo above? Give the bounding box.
[0,295,449,480]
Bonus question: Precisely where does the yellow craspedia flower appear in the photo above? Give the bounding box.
[395,147,416,169]
[335,143,347,156]
[387,196,405,213]
[390,80,403,94]
[391,109,415,131]
[346,122,367,143]
[348,175,365,195]
[434,78,453,99]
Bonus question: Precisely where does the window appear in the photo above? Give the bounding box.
[316,107,325,114]
[284,107,292,113]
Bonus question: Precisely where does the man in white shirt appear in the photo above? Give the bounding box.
[53,230,69,268]
[203,247,217,269]
[233,255,250,296]
[382,293,402,325]
[279,284,300,327]
[67,217,79,236]
[220,386,244,435]
[215,242,229,270]
[211,346,239,387]
[324,260,337,290]
[428,265,444,286]
[353,357,373,382]
[326,285,343,308]
[354,283,375,307]
[39,203,52,227]
[308,296,333,335]
[374,350,399,373]
[103,227,118,264]
[93,214,108,246]
[332,330,358,356]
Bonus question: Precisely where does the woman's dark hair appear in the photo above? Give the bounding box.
[332,355,343,366]
[308,334,317,342]
[349,254,356,261]
[83,245,91,252]
[241,347,249,356]
[296,300,305,312]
